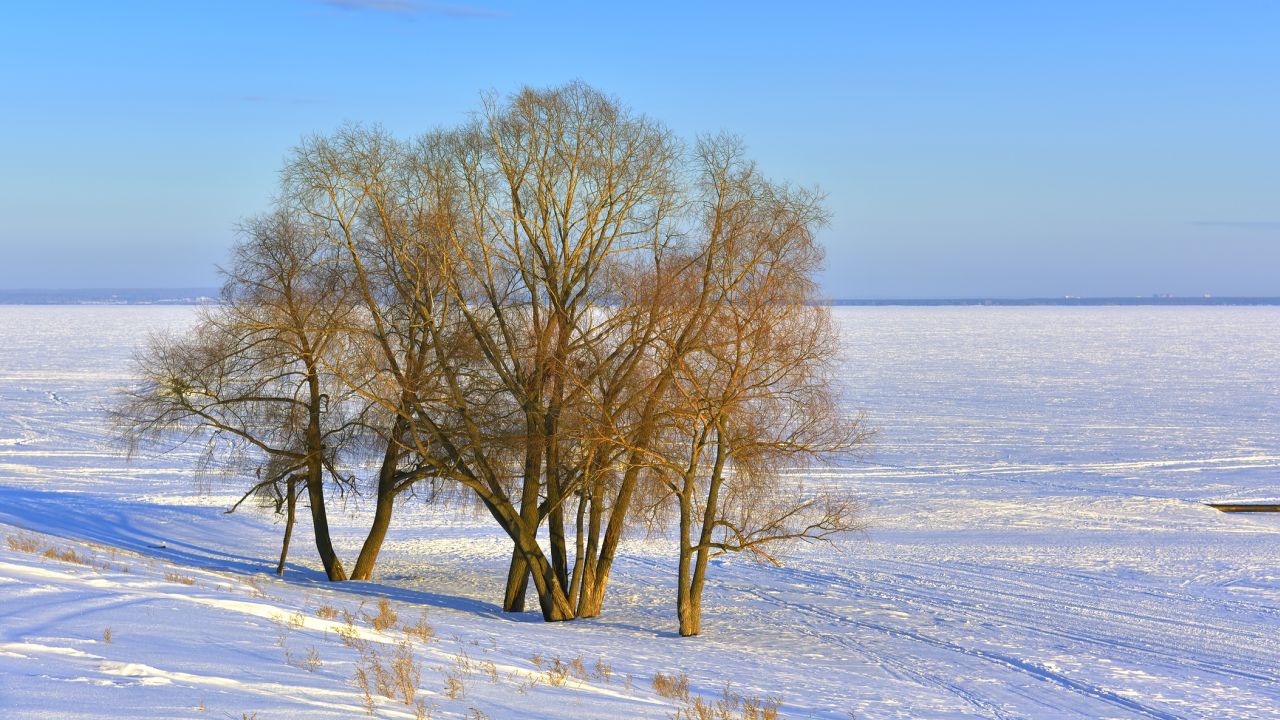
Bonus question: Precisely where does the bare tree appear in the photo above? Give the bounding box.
[115,210,359,581]
[281,86,689,621]
[147,83,866,628]
[649,136,869,636]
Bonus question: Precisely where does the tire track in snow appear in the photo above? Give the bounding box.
[840,561,1280,686]
[740,584,1183,720]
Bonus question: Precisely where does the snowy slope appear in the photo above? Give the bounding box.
[1,305,1278,719]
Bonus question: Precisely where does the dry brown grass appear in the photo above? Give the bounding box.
[102,627,112,644]
[669,684,782,720]
[443,672,465,700]
[43,546,90,566]
[368,598,398,632]
[6,534,40,553]
[402,614,434,643]
[164,571,196,585]
[285,646,322,672]
[353,639,422,708]
[653,671,691,702]
[333,608,368,651]
[543,656,570,688]
[315,604,339,620]
[391,640,422,704]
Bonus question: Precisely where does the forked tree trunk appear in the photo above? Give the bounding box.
[526,548,576,622]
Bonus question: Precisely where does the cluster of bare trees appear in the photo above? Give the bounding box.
[115,83,867,636]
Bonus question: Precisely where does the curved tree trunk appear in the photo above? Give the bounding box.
[351,418,407,581]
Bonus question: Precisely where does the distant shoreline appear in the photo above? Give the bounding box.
[829,297,1280,307]
[1,289,1278,307]
[0,289,219,305]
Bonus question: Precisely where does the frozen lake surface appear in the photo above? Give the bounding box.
[1,305,1277,719]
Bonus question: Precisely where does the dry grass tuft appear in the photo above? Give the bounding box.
[353,639,422,707]
[164,571,196,585]
[443,671,465,700]
[102,627,112,644]
[315,604,339,620]
[43,546,90,565]
[368,598,398,632]
[391,640,422,704]
[653,671,691,702]
[6,534,40,553]
[285,646,322,672]
[669,684,782,720]
[402,614,434,643]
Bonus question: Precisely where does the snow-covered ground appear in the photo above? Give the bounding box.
[1,305,1277,719]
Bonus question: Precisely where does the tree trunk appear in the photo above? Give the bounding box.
[575,479,605,617]
[680,426,727,636]
[306,470,348,581]
[351,419,407,581]
[276,474,299,576]
[503,546,530,612]
[567,487,587,608]
[304,364,347,582]
[503,415,544,612]
[524,545,575,622]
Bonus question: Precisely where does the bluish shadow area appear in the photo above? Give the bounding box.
[0,485,505,619]
[0,485,291,577]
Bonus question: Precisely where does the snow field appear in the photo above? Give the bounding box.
[0,305,1278,718]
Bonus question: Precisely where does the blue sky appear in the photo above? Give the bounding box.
[2,1,1277,297]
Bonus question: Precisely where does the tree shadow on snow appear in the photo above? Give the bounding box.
[0,485,501,617]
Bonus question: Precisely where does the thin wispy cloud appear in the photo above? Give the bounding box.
[1191,220,1280,230]
[315,0,505,18]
